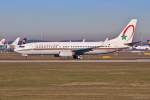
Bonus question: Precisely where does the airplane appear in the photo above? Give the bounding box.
[0,38,6,49]
[0,39,6,45]
[6,37,20,51]
[132,45,150,51]
[14,19,137,59]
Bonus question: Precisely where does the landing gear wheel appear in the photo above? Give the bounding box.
[73,55,82,59]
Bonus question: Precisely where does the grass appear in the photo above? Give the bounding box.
[0,62,150,100]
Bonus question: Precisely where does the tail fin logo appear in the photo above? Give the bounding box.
[121,25,135,40]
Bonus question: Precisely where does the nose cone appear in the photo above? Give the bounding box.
[14,45,25,53]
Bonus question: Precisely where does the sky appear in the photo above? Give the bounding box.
[0,0,150,41]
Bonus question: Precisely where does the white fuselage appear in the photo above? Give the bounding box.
[14,41,128,55]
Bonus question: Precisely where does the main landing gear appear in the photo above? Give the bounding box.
[73,55,82,59]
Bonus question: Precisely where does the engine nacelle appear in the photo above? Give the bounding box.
[59,51,74,57]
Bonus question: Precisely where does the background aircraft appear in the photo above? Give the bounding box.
[0,39,6,45]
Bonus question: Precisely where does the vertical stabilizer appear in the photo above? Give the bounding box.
[0,39,6,44]
[113,19,137,44]
[10,37,20,49]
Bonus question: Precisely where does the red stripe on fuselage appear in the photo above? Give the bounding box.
[17,48,122,51]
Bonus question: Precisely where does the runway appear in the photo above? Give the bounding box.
[0,59,150,63]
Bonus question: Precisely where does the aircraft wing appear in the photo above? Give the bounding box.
[125,41,141,46]
[73,46,99,55]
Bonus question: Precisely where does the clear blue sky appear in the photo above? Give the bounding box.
[0,0,149,41]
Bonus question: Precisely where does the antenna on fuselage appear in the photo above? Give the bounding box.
[81,33,86,42]
[104,38,109,42]
[82,38,86,42]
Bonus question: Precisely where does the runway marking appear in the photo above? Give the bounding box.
[0,59,150,63]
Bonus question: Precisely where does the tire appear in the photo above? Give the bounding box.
[73,55,81,59]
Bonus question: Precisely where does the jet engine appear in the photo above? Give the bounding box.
[59,51,74,57]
